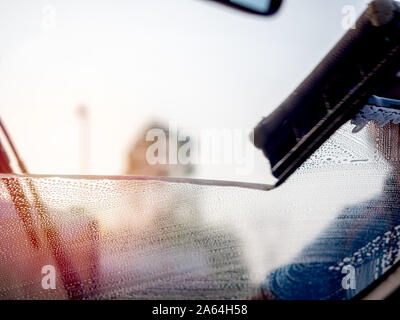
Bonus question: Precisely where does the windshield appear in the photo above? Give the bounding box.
[1,123,398,299]
[1,0,400,300]
[0,0,370,184]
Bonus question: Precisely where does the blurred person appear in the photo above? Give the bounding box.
[125,121,193,178]
[118,121,196,230]
[92,122,254,299]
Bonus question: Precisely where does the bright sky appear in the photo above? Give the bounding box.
[0,0,370,183]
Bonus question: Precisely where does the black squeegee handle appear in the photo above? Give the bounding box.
[253,0,400,186]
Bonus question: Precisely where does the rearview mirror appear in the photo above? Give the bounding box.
[210,0,283,15]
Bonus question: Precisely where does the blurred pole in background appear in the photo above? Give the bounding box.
[76,105,91,174]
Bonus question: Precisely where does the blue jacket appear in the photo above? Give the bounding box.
[261,176,400,300]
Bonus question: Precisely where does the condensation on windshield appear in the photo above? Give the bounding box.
[0,122,399,299]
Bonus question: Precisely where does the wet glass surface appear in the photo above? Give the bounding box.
[0,122,399,299]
